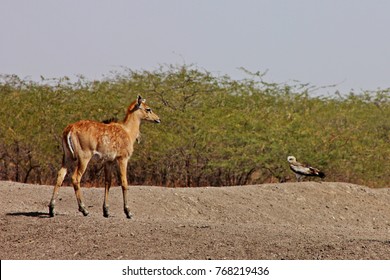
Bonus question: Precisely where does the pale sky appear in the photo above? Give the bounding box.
[1,0,390,94]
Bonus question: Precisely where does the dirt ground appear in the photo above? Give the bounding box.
[1,181,390,260]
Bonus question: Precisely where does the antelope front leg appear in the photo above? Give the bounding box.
[103,162,113,218]
[118,158,132,219]
[122,187,132,219]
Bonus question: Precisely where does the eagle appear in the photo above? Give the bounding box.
[287,156,325,182]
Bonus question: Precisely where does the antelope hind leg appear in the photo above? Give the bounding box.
[72,159,90,216]
[49,166,67,217]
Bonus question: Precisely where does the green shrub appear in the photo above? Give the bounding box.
[0,66,389,187]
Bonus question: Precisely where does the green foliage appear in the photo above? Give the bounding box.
[0,66,389,187]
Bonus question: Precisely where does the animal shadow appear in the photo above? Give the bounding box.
[6,211,51,218]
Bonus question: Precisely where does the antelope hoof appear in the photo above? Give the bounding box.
[124,207,132,219]
[103,206,109,218]
[79,206,89,216]
[49,206,55,217]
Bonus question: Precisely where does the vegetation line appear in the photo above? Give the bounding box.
[0,65,389,187]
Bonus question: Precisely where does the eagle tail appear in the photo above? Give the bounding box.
[318,171,326,178]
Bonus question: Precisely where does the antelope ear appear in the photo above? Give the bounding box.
[137,95,143,107]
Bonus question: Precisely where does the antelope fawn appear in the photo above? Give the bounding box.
[49,96,160,218]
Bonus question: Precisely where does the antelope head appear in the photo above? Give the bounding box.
[129,95,161,124]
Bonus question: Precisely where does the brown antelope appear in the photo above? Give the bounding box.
[49,95,160,218]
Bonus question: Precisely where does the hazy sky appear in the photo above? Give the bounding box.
[1,0,390,94]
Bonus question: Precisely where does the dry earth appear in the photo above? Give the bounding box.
[1,181,390,260]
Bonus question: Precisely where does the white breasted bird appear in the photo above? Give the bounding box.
[287,156,325,182]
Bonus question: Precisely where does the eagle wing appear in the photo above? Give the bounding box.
[290,162,325,178]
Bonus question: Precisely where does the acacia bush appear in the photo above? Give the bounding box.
[0,66,389,187]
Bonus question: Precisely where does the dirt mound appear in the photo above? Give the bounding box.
[1,181,390,259]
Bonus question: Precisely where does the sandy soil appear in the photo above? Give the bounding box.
[1,181,390,260]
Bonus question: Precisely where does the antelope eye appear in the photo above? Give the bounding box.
[146,108,152,113]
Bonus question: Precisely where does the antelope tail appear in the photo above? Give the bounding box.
[66,131,77,160]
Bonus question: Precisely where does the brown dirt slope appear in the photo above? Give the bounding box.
[1,181,390,260]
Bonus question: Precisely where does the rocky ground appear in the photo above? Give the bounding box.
[1,181,390,260]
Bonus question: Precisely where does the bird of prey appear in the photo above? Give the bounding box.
[287,156,325,182]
